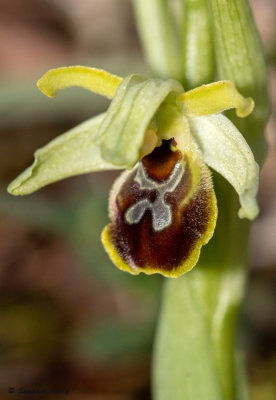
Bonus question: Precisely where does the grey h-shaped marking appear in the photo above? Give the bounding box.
[124,161,183,232]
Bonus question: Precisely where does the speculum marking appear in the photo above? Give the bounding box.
[124,161,183,232]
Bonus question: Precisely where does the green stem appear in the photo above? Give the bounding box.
[153,272,223,400]
[152,1,269,399]
[153,178,249,400]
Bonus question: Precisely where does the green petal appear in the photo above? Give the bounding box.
[189,113,259,220]
[37,66,122,99]
[8,114,121,196]
[177,80,254,118]
[96,74,183,168]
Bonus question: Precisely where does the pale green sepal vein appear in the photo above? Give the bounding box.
[37,66,122,99]
[189,114,259,220]
[8,114,121,196]
[97,74,183,168]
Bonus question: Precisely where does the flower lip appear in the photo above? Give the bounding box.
[102,140,217,277]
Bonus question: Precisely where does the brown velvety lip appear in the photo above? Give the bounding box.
[108,140,215,273]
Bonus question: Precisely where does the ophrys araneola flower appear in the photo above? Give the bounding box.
[8,66,258,277]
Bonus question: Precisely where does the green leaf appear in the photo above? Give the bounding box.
[189,113,259,219]
[97,74,183,168]
[8,114,121,196]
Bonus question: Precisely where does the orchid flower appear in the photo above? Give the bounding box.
[8,66,258,277]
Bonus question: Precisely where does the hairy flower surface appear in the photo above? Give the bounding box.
[8,66,258,277]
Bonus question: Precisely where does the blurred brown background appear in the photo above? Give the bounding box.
[0,1,275,399]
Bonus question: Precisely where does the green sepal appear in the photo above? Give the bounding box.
[96,74,183,168]
[8,114,121,196]
[189,113,259,220]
